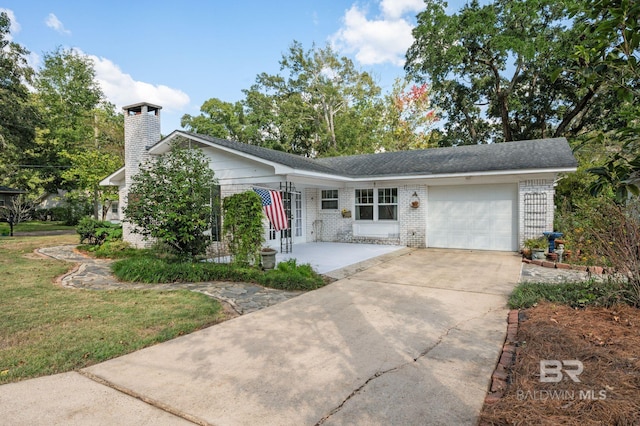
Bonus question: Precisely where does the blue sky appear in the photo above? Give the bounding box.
[2,1,466,134]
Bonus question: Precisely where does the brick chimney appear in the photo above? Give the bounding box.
[122,102,162,247]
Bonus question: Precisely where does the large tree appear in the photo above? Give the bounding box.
[183,42,385,157]
[0,12,40,186]
[572,0,640,201]
[405,0,609,145]
[30,47,104,192]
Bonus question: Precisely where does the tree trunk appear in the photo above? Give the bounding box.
[93,185,100,220]
[553,86,598,137]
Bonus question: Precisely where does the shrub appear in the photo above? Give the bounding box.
[124,143,217,259]
[111,256,324,291]
[509,279,630,309]
[76,217,122,245]
[92,241,135,258]
[222,191,264,266]
[586,198,640,306]
[259,259,324,291]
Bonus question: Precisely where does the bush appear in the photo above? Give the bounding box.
[76,217,122,245]
[509,279,632,309]
[92,241,135,258]
[587,198,640,307]
[260,259,324,291]
[111,256,324,290]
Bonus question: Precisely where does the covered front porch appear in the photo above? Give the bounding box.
[275,242,405,275]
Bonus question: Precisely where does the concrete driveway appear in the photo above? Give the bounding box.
[1,248,521,425]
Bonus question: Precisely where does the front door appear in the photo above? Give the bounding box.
[266,191,304,251]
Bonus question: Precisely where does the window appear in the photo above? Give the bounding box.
[378,188,398,220]
[111,202,118,214]
[321,190,338,210]
[355,189,374,220]
[355,188,397,221]
[294,192,302,237]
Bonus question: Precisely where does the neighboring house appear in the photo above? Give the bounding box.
[101,102,577,252]
[0,186,26,208]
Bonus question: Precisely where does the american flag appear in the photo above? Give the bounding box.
[253,188,289,231]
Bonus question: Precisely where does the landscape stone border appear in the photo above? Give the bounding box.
[522,257,607,275]
[484,310,519,404]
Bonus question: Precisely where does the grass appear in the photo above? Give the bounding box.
[508,279,631,309]
[111,256,326,291]
[0,220,75,234]
[0,234,227,384]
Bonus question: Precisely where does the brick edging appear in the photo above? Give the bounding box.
[485,310,519,404]
[522,258,606,274]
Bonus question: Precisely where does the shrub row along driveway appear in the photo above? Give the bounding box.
[3,248,521,425]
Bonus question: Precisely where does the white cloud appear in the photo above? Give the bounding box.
[330,1,425,67]
[0,8,20,41]
[380,0,425,19]
[87,53,190,113]
[45,13,71,35]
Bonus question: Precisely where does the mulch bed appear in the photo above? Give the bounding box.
[480,302,640,425]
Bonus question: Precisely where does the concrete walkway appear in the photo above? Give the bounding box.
[1,248,523,425]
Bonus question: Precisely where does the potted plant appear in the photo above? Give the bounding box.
[523,237,547,260]
[260,247,277,270]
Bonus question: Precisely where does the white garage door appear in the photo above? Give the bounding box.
[427,184,518,251]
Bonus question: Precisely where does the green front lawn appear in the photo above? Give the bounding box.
[0,235,228,384]
[0,220,76,234]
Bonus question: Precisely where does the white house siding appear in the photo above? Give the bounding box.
[518,179,556,246]
[204,149,274,183]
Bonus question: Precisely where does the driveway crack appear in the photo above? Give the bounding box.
[315,307,502,425]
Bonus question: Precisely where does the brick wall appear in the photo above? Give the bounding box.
[122,104,161,248]
[305,185,425,247]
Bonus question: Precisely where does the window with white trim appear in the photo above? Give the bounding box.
[111,202,118,214]
[378,188,398,220]
[355,188,397,221]
[321,189,339,210]
[355,189,374,220]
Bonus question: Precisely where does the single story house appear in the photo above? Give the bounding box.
[0,186,26,207]
[101,102,577,252]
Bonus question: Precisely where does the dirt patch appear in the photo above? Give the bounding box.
[480,302,640,425]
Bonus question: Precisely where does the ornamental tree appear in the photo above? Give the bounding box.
[124,142,217,258]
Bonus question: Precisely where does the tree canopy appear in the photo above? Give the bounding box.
[405,0,614,145]
[0,12,40,185]
[183,42,436,157]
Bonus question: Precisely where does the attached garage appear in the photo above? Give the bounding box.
[427,184,518,251]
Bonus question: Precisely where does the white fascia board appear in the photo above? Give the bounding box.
[99,167,125,186]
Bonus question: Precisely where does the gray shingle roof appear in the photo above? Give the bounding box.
[0,186,25,194]
[181,132,339,175]
[316,138,577,177]
[179,132,576,178]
